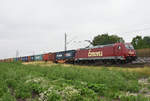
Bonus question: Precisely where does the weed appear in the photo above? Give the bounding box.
[0,62,150,100]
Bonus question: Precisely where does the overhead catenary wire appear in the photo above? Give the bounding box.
[124,27,150,33]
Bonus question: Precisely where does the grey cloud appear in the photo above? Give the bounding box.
[0,0,150,59]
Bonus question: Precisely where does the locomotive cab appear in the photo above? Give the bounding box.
[114,43,137,63]
[124,43,137,62]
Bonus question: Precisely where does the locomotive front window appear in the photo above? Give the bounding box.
[125,44,134,49]
[129,45,134,49]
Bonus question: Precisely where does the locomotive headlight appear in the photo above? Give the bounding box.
[128,51,134,55]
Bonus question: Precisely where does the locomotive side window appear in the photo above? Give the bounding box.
[118,46,121,50]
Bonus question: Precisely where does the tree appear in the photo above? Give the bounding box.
[131,36,150,49]
[131,36,142,49]
[143,36,150,48]
[92,34,124,46]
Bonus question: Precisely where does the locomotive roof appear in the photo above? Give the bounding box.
[79,43,115,50]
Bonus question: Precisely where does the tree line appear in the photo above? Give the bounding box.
[92,34,150,49]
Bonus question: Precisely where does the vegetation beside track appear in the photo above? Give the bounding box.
[0,62,150,101]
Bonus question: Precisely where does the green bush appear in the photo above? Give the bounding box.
[28,82,44,94]
[126,80,139,93]
[80,87,96,97]
[6,79,17,89]
[0,62,148,101]
[87,83,107,96]
[1,93,16,101]
[47,92,62,101]
[15,83,32,99]
[120,95,150,101]
[0,81,8,97]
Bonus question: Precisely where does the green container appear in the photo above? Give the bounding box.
[34,55,43,61]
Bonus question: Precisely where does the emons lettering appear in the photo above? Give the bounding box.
[88,50,103,57]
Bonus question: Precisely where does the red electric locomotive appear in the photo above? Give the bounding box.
[75,43,136,64]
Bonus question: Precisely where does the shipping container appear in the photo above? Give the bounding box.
[13,58,16,62]
[43,53,56,62]
[8,58,11,62]
[21,56,28,62]
[28,56,31,61]
[5,59,9,62]
[56,52,65,60]
[1,60,4,62]
[6,58,13,62]
[56,50,76,63]
[43,53,49,61]
[34,54,43,61]
[27,56,34,62]
[49,53,56,62]
[30,56,35,61]
[10,58,13,62]
[3,59,6,62]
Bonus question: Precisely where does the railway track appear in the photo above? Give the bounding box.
[118,58,146,67]
[77,58,146,68]
[108,63,145,68]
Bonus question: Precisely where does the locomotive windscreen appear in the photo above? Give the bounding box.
[125,44,134,49]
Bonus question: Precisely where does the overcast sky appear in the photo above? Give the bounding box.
[0,0,150,59]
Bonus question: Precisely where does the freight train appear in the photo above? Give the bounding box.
[0,43,137,64]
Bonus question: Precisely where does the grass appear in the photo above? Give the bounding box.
[0,62,150,101]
